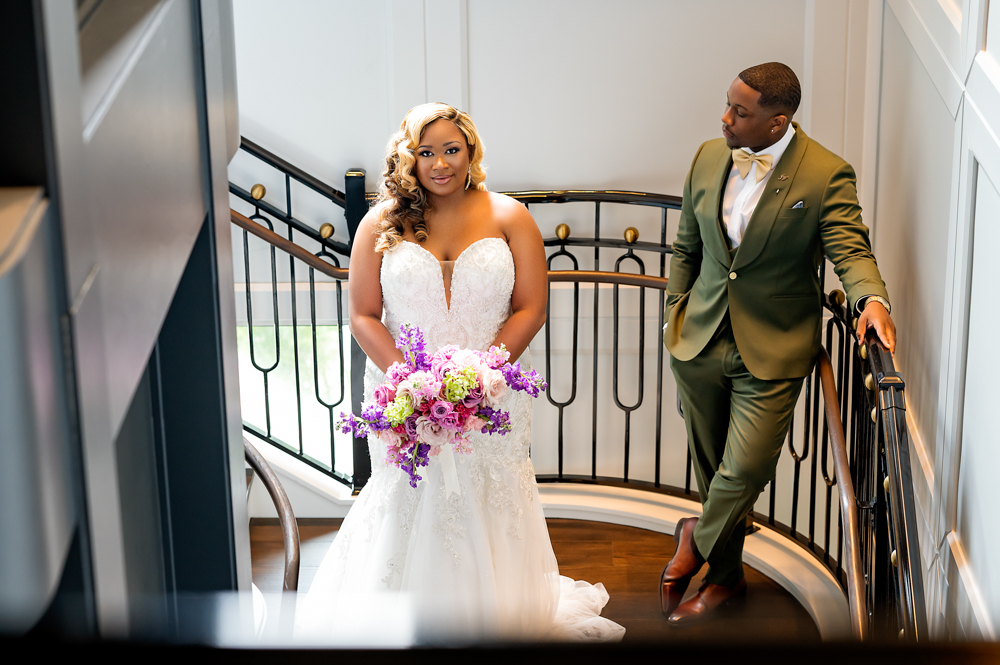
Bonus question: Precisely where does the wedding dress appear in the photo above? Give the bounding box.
[302,238,624,643]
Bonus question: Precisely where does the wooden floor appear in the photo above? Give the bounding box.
[250,518,820,643]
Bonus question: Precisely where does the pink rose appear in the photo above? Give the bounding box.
[463,416,486,433]
[373,384,396,407]
[386,361,413,384]
[482,368,507,408]
[430,346,458,379]
[431,357,457,382]
[377,428,403,448]
[416,415,454,448]
[439,410,463,431]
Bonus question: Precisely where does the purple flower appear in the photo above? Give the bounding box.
[502,362,547,398]
[404,414,419,439]
[478,406,512,435]
[429,400,453,422]
[336,411,368,437]
[399,442,431,488]
[461,384,484,407]
[361,403,391,431]
[395,323,430,370]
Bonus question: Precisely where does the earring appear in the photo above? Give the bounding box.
[466,167,472,190]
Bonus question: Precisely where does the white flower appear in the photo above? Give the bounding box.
[482,368,507,408]
[451,348,481,372]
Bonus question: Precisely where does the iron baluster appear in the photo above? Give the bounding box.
[244,212,281,438]
[655,207,667,487]
[591,201,600,479]
[611,249,645,482]
[545,247,580,480]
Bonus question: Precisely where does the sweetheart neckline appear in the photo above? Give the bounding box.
[394,238,511,312]
[399,237,509,264]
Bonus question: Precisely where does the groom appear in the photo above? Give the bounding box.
[659,62,896,625]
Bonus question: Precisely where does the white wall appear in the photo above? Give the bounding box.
[867,0,1000,640]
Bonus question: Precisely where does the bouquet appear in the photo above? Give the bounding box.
[338,323,546,491]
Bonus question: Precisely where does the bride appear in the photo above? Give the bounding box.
[303,103,624,643]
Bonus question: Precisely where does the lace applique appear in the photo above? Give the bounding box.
[432,481,473,568]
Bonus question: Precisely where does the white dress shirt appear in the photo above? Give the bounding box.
[721,125,796,247]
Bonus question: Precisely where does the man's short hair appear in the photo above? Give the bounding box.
[738,63,801,116]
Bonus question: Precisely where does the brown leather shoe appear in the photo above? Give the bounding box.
[667,578,748,627]
[659,517,705,615]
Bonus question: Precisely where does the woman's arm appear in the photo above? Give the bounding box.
[490,195,548,361]
[348,211,405,373]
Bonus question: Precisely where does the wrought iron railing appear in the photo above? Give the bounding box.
[227,137,924,639]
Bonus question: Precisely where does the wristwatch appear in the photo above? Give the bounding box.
[859,295,891,314]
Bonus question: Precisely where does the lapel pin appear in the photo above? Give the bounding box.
[778,174,788,181]
[775,189,780,194]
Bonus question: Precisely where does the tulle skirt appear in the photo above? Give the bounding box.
[298,361,624,644]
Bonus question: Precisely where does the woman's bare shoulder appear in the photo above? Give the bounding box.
[485,191,534,235]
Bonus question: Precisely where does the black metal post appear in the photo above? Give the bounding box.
[345,169,367,246]
[345,168,371,490]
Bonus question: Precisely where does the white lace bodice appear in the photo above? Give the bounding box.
[380,238,514,351]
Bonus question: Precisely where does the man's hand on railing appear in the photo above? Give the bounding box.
[856,300,896,355]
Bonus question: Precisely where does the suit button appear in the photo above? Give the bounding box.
[729,271,737,280]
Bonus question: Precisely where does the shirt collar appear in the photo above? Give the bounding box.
[740,124,796,165]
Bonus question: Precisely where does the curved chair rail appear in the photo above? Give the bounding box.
[245,437,300,592]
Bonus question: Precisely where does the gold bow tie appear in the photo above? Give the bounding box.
[732,150,773,182]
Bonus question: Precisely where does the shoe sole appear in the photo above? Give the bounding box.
[666,587,748,628]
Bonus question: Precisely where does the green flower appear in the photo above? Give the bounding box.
[385,394,414,426]
[443,367,478,402]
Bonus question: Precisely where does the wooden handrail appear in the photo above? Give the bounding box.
[548,270,668,290]
[231,210,670,291]
[816,348,868,641]
[506,189,682,209]
[244,437,300,592]
[231,209,348,281]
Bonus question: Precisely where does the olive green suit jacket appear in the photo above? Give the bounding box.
[663,124,889,381]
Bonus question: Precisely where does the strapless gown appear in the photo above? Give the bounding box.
[302,238,624,643]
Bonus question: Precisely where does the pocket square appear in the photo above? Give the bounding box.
[791,201,804,209]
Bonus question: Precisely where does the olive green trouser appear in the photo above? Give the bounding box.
[669,317,803,586]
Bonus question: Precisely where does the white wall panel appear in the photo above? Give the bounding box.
[986,0,1000,57]
[466,0,807,193]
[873,7,954,468]
[956,163,1000,635]
[232,0,391,186]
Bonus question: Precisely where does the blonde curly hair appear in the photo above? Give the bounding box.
[373,103,487,252]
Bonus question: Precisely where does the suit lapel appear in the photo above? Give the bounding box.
[731,127,808,271]
[704,148,734,268]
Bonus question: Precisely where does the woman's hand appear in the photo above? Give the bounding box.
[348,211,405,373]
